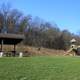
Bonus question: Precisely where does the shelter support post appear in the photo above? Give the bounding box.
[1,39,3,52]
[12,44,16,57]
[0,39,4,57]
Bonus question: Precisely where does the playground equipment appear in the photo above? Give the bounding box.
[65,38,80,56]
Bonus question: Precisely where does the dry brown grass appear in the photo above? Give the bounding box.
[1,45,65,56]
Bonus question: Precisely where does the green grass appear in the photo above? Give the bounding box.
[0,56,80,80]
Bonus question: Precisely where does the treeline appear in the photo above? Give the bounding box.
[25,23,80,50]
[0,4,80,50]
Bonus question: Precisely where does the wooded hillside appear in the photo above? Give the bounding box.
[0,4,80,50]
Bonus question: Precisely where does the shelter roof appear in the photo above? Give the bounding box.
[0,33,25,45]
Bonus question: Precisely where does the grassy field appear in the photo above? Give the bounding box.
[0,56,80,80]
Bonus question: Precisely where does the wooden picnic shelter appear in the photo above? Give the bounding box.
[0,33,25,56]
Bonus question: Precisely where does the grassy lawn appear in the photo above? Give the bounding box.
[0,56,80,80]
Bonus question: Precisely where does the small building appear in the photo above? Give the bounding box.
[0,33,25,57]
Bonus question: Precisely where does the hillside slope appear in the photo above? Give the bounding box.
[1,45,65,56]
